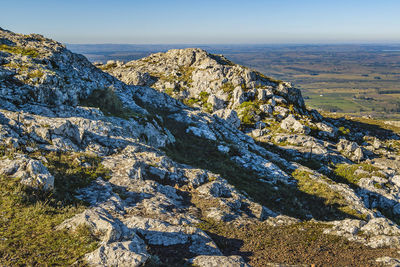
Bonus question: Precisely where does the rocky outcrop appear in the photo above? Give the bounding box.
[98,48,308,130]
[0,155,54,190]
[2,28,400,266]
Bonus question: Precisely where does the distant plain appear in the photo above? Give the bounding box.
[68,44,400,119]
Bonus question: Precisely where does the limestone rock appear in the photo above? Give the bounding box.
[213,109,241,128]
[280,115,311,134]
[2,156,55,190]
[85,238,149,267]
[190,255,250,267]
[337,139,365,162]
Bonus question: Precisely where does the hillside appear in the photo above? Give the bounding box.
[1,28,400,266]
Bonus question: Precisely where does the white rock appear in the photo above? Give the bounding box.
[85,238,149,267]
[190,255,250,267]
[280,115,311,134]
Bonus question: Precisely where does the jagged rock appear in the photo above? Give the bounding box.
[20,159,55,190]
[323,219,367,241]
[186,125,217,140]
[197,180,233,198]
[361,218,400,236]
[324,217,400,249]
[259,104,273,115]
[85,238,149,267]
[264,215,300,226]
[257,88,274,101]
[0,157,21,175]
[124,216,221,255]
[274,106,290,118]
[58,208,125,243]
[392,175,400,188]
[217,145,230,154]
[207,95,225,111]
[1,156,55,190]
[190,255,250,267]
[100,48,306,130]
[271,95,287,105]
[373,138,383,149]
[124,70,151,86]
[213,109,241,128]
[337,139,365,162]
[232,86,246,107]
[316,122,338,138]
[53,120,82,144]
[280,115,311,134]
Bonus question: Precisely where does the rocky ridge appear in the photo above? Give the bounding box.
[1,28,400,266]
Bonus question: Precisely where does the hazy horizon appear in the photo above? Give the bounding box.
[2,0,400,44]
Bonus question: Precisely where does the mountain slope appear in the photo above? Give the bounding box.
[1,28,400,266]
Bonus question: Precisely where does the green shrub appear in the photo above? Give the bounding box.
[199,91,210,103]
[238,101,260,125]
[338,126,350,135]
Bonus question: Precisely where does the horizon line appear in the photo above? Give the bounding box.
[66,42,400,46]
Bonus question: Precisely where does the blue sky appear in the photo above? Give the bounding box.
[1,0,399,44]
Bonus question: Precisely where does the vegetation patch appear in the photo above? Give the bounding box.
[162,118,362,221]
[338,126,351,135]
[158,66,194,89]
[183,91,210,112]
[0,44,39,58]
[28,69,44,79]
[37,151,111,203]
[238,101,260,125]
[2,61,30,73]
[333,163,383,186]
[220,82,235,93]
[292,170,365,219]
[177,66,194,86]
[0,150,108,265]
[196,219,397,267]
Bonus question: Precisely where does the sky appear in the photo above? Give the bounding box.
[1,0,400,44]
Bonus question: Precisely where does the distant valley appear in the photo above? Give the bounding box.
[68,44,400,119]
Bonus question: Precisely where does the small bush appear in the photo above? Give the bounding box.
[338,126,350,135]
[238,101,260,125]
